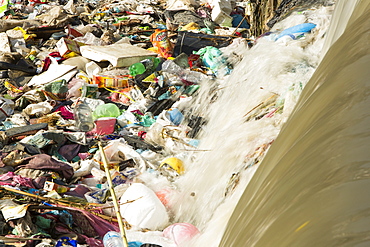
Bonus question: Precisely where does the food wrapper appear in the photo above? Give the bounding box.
[150,29,173,59]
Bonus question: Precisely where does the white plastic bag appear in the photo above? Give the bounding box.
[74,32,104,46]
[95,139,147,171]
[166,0,197,10]
[22,102,53,117]
[120,183,169,230]
[73,159,100,178]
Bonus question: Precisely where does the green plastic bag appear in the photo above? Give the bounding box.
[92,103,121,120]
[44,79,68,94]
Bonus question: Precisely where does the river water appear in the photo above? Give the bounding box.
[126,0,369,246]
[218,0,370,246]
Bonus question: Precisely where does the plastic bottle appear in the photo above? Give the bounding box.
[161,60,207,83]
[73,100,94,132]
[103,231,124,247]
[129,62,146,77]
[161,59,181,74]
[129,57,161,77]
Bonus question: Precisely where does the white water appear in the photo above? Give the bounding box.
[125,3,337,247]
[170,4,336,247]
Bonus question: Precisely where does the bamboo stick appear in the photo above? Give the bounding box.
[98,141,129,247]
[231,15,248,36]
[0,186,118,222]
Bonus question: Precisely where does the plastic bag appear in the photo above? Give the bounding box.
[44,79,68,98]
[94,139,147,171]
[165,108,184,126]
[120,183,169,230]
[0,96,15,121]
[73,32,103,46]
[173,31,232,57]
[81,83,100,98]
[67,78,84,99]
[85,189,109,203]
[195,46,231,75]
[73,159,100,178]
[275,23,317,41]
[166,0,196,10]
[195,46,224,70]
[92,103,121,120]
[22,102,53,117]
[56,237,77,247]
[163,223,200,245]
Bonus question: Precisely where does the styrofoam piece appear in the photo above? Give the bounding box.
[85,61,101,79]
[211,4,233,26]
[80,43,158,67]
[27,63,77,87]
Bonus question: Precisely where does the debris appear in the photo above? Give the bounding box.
[80,43,158,67]
[0,0,333,245]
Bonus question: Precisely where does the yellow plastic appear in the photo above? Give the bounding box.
[13,27,37,40]
[160,157,185,174]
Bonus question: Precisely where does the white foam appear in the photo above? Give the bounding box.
[167,4,336,247]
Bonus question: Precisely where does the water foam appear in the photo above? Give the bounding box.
[166,4,336,247]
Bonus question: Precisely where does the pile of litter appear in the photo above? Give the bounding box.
[0,0,335,246]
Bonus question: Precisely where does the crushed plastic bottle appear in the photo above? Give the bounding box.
[161,60,207,83]
[73,100,94,132]
[103,231,124,247]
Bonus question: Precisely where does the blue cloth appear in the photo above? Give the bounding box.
[231,14,250,29]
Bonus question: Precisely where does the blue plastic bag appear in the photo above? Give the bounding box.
[275,23,317,40]
[55,237,77,247]
[128,241,143,247]
[195,46,224,71]
[166,108,184,126]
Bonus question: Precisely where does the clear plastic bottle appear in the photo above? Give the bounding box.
[161,60,207,83]
[179,69,208,83]
[161,59,182,74]
[103,231,124,247]
[73,100,94,132]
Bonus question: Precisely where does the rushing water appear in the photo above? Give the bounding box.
[126,0,369,246]
[218,0,370,246]
[164,2,338,246]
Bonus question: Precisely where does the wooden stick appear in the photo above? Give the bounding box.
[232,15,247,36]
[0,186,84,208]
[95,197,142,210]
[0,186,117,222]
[98,141,129,247]
[0,236,50,242]
[243,94,278,117]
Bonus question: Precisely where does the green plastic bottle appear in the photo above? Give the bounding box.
[129,57,161,77]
